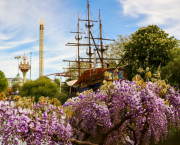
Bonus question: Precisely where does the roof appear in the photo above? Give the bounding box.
[23,53,27,60]
[66,80,78,86]
[74,68,106,85]
[14,73,22,79]
[11,73,23,83]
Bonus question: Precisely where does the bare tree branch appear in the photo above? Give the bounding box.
[139,113,149,145]
[99,114,133,145]
[80,128,91,141]
[51,133,62,142]
[51,133,98,145]
[122,134,132,145]
[69,138,98,145]
[71,120,92,141]
[127,125,138,145]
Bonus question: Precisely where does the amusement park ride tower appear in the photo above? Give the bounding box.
[19,53,30,84]
[39,18,45,77]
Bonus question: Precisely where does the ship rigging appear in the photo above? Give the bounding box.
[63,0,130,96]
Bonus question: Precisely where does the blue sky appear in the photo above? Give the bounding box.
[1,0,180,81]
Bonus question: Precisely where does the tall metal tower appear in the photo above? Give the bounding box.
[39,18,45,77]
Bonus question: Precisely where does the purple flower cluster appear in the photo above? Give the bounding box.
[63,97,80,108]
[69,92,112,136]
[1,79,180,145]
[67,80,180,144]
[0,101,71,145]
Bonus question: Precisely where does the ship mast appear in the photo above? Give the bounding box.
[99,9,103,69]
[64,12,83,79]
[65,0,98,78]
[87,0,92,69]
[64,0,118,80]
[77,12,80,78]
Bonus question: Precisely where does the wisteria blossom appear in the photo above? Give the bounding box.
[1,78,180,145]
[65,80,180,145]
[0,101,71,145]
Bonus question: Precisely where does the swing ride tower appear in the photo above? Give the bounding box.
[19,53,30,84]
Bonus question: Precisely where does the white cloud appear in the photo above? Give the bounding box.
[119,0,180,38]
[0,0,63,30]
[0,45,16,49]
[119,0,180,24]
[0,38,39,50]
[0,0,103,81]
[0,0,78,80]
[7,38,38,45]
[0,38,38,51]
[0,33,15,40]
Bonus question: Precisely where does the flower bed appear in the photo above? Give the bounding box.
[0,66,180,145]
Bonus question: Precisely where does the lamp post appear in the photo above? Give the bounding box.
[15,56,21,74]
[30,52,32,80]
[59,74,62,93]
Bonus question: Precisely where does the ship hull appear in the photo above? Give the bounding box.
[70,68,128,96]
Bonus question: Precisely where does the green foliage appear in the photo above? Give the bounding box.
[12,82,21,92]
[122,25,178,80]
[104,34,131,68]
[104,34,131,58]
[20,76,59,102]
[0,70,8,92]
[64,62,90,80]
[53,91,68,105]
[160,43,180,88]
[54,78,60,88]
[25,78,30,82]
[64,78,71,91]
[53,78,69,104]
[59,81,69,104]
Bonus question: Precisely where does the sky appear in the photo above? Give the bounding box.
[1,0,180,81]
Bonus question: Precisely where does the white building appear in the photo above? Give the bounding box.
[7,73,23,87]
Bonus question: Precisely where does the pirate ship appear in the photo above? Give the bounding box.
[63,0,131,97]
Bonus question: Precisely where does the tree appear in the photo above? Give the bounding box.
[160,42,180,87]
[104,34,131,68]
[53,78,70,104]
[64,62,90,80]
[0,70,8,92]
[20,76,59,102]
[12,82,21,92]
[105,34,131,58]
[53,82,69,104]
[54,78,60,88]
[122,25,178,80]
[53,91,68,105]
